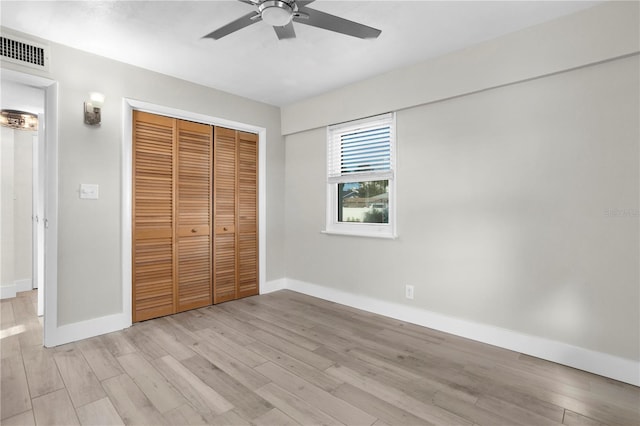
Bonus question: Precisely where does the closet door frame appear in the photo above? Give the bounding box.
[122,99,266,326]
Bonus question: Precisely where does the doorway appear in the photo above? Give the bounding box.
[0,84,44,317]
[1,69,58,346]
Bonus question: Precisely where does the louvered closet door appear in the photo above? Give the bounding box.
[213,127,237,303]
[176,120,212,312]
[237,131,259,298]
[132,111,176,322]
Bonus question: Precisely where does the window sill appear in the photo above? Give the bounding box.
[321,230,397,240]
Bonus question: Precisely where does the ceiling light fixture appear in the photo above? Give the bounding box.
[259,1,293,26]
[0,109,38,131]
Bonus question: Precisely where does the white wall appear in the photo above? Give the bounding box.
[0,126,32,296]
[0,127,15,296]
[1,80,45,299]
[282,1,639,383]
[13,130,34,284]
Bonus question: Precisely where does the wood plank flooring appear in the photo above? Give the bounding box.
[1,290,638,425]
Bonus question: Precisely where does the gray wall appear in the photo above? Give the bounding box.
[4,41,285,326]
[283,2,639,362]
[281,2,639,135]
[284,56,639,361]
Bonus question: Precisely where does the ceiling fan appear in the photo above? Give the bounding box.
[203,0,381,40]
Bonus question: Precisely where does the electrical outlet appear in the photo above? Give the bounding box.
[405,285,414,300]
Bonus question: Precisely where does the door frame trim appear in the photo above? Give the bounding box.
[122,99,267,324]
[1,68,58,346]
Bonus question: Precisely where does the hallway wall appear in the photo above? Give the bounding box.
[0,127,34,297]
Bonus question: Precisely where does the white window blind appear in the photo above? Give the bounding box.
[328,113,395,184]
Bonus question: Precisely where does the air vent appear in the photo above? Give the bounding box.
[1,35,49,71]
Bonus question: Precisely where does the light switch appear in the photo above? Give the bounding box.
[80,184,99,200]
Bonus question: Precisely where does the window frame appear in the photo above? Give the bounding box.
[324,113,397,239]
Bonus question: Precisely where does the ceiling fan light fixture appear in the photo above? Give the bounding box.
[204,0,382,41]
[259,1,293,26]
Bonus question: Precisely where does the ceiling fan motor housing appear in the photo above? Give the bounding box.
[259,0,295,26]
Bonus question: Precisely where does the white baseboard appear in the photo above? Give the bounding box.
[15,278,33,292]
[0,279,33,299]
[46,313,131,348]
[37,276,639,385]
[261,278,287,294]
[284,278,640,387]
[45,277,287,347]
[0,285,17,299]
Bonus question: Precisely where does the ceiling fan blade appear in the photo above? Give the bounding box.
[296,1,316,6]
[203,11,261,39]
[273,22,296,40]
[294,7,381,39]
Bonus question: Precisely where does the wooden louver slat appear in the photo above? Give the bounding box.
[133,113,258,321]
[176,120,212,312]
[213,127,237,303]
[237,131,259,299]
[213,127,259,303]
[133,111,176,322]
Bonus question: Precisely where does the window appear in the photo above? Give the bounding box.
[325,113,396,238]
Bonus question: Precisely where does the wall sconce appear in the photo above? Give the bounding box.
[84,92,105,126]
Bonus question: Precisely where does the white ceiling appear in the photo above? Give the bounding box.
[1,1,600,107]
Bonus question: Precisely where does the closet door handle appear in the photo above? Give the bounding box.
[191,228,197,233]
[223,227,228,231]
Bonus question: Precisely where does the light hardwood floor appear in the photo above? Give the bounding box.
[1,290,638,425]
